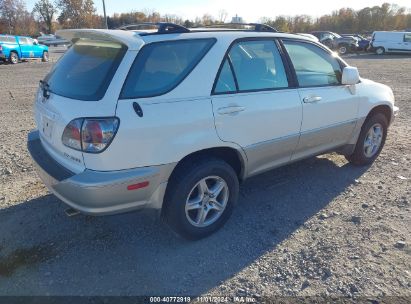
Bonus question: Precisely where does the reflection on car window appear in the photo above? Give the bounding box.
[19,38,29,45]
[283,41,342,87]
[45,40,127,101]
[121,39,215,99]
[226,40,289,92]
[214,59,236,93]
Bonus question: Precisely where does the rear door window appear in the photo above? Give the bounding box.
[19,38,30,45]
[120,39,216,99]
[45,40,127,101]
[214,59,237,94]
[404,33,411,42]
[228,40,289,92]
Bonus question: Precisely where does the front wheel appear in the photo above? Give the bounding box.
[345,113,388,166]
[163,157,239,240]
[42,51,49,62]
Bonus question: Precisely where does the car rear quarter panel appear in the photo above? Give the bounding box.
[100,97,238,171]
[0,42,21,58]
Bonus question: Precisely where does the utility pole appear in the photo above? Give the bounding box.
[102,0,108,29]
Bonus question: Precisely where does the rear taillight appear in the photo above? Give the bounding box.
[62,118,119,153]
[62,119,82,150]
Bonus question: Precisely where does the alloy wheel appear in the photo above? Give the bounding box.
[363,123,383,158]
[185,176,229,228]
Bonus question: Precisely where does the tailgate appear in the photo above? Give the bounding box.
[34,33,138,173]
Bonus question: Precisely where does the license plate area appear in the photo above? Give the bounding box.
[41,115,54,140]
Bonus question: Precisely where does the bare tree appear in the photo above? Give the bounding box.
[33,0,57,33]
[217,9,227,23]
[201,13,214,26]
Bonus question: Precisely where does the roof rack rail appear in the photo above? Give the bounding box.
[117,22,190,34]
[198,23,278,32]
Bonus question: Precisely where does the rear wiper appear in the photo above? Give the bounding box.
[39,80,51,99]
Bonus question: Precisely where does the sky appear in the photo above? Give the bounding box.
[25,0,411,22]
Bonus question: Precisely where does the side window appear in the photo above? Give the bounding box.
[214,59,236,93]
[120,39,215,99]
[283,41,342,87]
[19,38,29,45]
[226,40,288,92]
[404,33,411,42]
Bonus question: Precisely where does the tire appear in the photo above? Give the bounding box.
[42,51,49,62]
[9,52,18,64]
[345,113,388,166]
[163,157,239,240]
[375,47,385,55]
[338,44,348,55]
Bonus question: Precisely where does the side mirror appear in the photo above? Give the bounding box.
[33,39,38,45]
[342,66,360,85]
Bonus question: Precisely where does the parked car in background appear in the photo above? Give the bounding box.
[341,34,370,51]
[311,31,359,55]
[0,35,49,64]
[296,33,319,42]
[28,24,398,239]
[37,33,70,47]
[371,31,411,55]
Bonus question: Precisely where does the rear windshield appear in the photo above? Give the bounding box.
[120,38,216,99]
[45,40,127,101]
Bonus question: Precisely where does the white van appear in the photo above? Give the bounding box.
[371,31,411,55]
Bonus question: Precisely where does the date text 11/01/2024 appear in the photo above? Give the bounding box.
[149,296,257,303]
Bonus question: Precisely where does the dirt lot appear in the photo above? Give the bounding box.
[0,50,410,301]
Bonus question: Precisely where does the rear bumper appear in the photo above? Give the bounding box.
[27,130,176,215]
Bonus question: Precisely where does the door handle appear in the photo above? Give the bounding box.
[303,96,322,103]
[217,106,246,115]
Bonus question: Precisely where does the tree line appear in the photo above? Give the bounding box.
[262,3,411,33]
[0,0,410,37]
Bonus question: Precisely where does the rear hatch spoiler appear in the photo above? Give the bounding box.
[56,29,144,51]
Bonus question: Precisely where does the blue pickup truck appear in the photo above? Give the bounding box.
[0,35,49,64]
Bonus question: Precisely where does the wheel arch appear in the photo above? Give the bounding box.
[9,50,19,58]
[169,146,247,183]
[344,102,393,151]
[365,104,392,126]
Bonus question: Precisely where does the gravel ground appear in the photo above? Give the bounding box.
[0,50,410,301]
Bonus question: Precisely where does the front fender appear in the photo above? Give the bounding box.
[356,78,395,119]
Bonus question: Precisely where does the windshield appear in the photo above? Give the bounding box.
[45,39,127,101]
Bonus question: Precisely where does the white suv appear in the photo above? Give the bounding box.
[28,23,398,239]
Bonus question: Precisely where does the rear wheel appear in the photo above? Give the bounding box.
[345,113,388,166]
[375,47,385,55]
[9,52,18,64]
[163,157,239,240]
[338,44,348,55]
[42,51,49,62]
